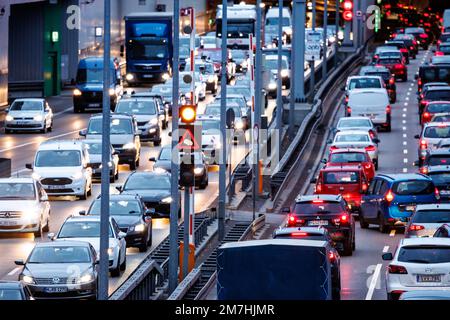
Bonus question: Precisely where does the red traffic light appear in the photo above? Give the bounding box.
[343,0,353,11]
[343,10,353,21]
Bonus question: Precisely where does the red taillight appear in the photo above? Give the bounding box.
[420,166,429,174]
[400,48,407,53]
[388,265,408,274]
[420,34,428,39]
[328,251,336,262]
[409,224,425,231]
[291,232,308,237]
[347,106,351,114]
[436,51,444,56]
[386,105,391,114]
[418,79,422,86]
[365,145,376,152]
[340,214,349,224]
[420,93,424,99]
[316,183,322,193]
[369,130,375,139]
[345,96,349,103]
[362,182,368,192]
[389,78,395,85]
[312,199,324,204]
[365,163,372,169]
[394,64,404,70]
[374,54,379,60]
[410,46,414,50]
[330,146,338,151]
[385,190,394,202]
[423,112,431,122]
[420,139,428,150]
[435,187,441,200]
[438,40,442,45]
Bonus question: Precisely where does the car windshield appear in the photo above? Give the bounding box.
[76,68,115,84]
[266,17,291,26]
[192,63,214,74]
[87,118,133,135]
[231,50,248,59]
[429,172,450,185]
[205,106,241,117]
[0,183,35,200]
[348,78,381,90]
[424,126,450,138]
[265,59,288,70]
[427,103,450,113]
[151,86,172,96]
[398,246,450,264]
[392,180,434,195]
[425,91,450,100]
[412,210,450,224]
[428,155,450,166]
[159,148,172,160]
[338,119,371,128]
[200,120,220,131]
[330,152,366,163]
[335,134,370,142]
[124,174,170,190]
[293,201,344,214]
[29,246,91,264]
[405,27,424,34]
[89,200,141,216]
[35,150,81,167]
[0,289,22,300]
[323,171,359,184]
[379,52,401,58]
[84,142,103,155]
[58,221,113,238]
[228,87,250,97]
[116,100,157,115]
[10,101,42,111]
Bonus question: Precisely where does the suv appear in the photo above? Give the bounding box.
[415,122,450,166]
[80,114,141,170]
[420,101,450,125]
[282,194,355,256]
[419,149,450,174]
[26,140,93,200]
[312,165,369,214]
[360,173,439,233]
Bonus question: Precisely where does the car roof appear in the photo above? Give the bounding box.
[376,173,431,181]
[348,88,388,94]
[423,122,450,128]
[347,75,382,80]
[295,194,343,202]
[90,113,133,119]
[428,148,450,155]
[0,281,24,289]
[95,193,141,201]
[415,203,450,211]
[129,171,171,178]
[426,87,450,92]
[274,227,327,236]
[35,240,92,248]
[0,177,36,184]
[400,237,450,247]
[197,115,220,121]
[12,98,45,102]
[360,66,390,72]
[65,215,112,223]
[38,139,85,151]
[338,116,372,122]
[321,165,363,172]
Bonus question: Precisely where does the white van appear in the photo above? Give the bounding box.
[26,140,93,200]
[264,7,292,44]
[347,88,391,132]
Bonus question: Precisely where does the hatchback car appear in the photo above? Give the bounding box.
[360,173,439,233]
[4,99,53,134]
[0,281,33,300]
[384,41,410,63]
[420,101,450,125]
[419,149,450,173]
[335,116,378,140]
[324,148,375,181]
[375,56,407,82]
[83,140,119,182]
[405,204,450,238]
[382,238,450,300]
[415,122,450,166]
[419,88,450,116]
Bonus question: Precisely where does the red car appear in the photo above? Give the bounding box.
[324,148,375,182]
[421,101,450,125]
[376,56,407,82]
[312,165,369,213]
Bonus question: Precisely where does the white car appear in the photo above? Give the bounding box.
[344,76,384,105]
[197,116,222,165]
[0,178,50,237]
[416,122,450,166]
[329,130,380,169]
[383,238,450,300]
[335,116,379,140]
[50,215,127,277]
[26,140,93,200]
[405,204,450,238]
[264,54,291,89]
[4,98,53,134]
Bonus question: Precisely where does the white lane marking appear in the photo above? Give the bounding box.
[407,92,411,96]
[410,83,414,87]
[53,107,73,117]
[7,267,21,276]
[403,134,407,138]
[383,246,390,253]
[403,158,408,163]
[403,168,408,173]
[402,120,406,124]
[403,108,407,112]
[404,102,408,106]
[406,97,410,101]
[402,114,406,118]
[402,126,407,131]
[390,229,396,237]
[0,128,85,154]
[403,141,407,146]
[365,264,382,300]
[403,149,408,154]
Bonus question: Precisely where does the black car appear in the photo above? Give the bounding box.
[434,223,450,237]
[0,281,33,300]
[384,41,410,64]
[359,65,397,103]
[124,92,169,129]
[282,194,355,256]
[82,194,153,252]
[117,171,181,218]
[426,165,450,202]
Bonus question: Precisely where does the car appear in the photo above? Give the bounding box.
[15,241,99,299]
[343,76,384,106]
[198,48,236,83]
[82,194,153,252]
[438,32,450,47]
[117,171,180,218]
[372,46,398,62]
[359,65,397,103]
[0,178,50,237]
[329,130,380,168]
[399,290,450,300]
[50,215,126,277]
[197,116,222,165]
[26,140,93,200]
[204,102,249,133]
[214,93,250,118]
[375,56,407,82]
[417,82,448,100]
[346,88,391,132]
[377,50,406,65]
[312,165,369,214]
[323,148,375,181]
[272,226,341,300]
[115,97,163,146]
[263,54,291,89]
[4,98,53,134]
[150,83,181,116]
[130,93,169,128]
[384,40,410,63]
[419,149,450,174]
[415,122,450,166]
[424,165,450,201]
[186,60,218,93]
[382,238,450,300]
[80,114,141,170]
[0,281,33,300]
[405,27,430,49]
[394,34,418,58]
[436,42,450,56]
[150,145,173,173]
[83,140,119,182]
[335,116,378,140]
[431,113,450,123]
[430,55,450,65]
[418,87,450,115]
[360,173,439,233]
[433,223,450,238]
[282,194,355,256]
[165,72,206,105]
[405,204,450,238]
[231,50,250,73]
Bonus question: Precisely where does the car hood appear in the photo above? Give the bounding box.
[133,114,157,123]
[0,200,38,211]
[153,160,172,172]
[33,167,83,178]
[25,263,92,278]
[121,189,171,200]
[54,238,116,252]
[7,110,43,117]
[85,134,134,145]
[112,215,142,228]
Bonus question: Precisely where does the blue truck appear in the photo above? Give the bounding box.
[217,239,335,300]
[123,13,173,85]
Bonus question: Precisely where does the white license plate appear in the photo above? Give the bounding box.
[308,220,329,226]
[406,205,416,211]
[47,185,68,190]
[417,274,441,283]
[441,190,450,195]
[143,74,154,78]
[44,287,68,293]
[0,220,19,226]
[89,103,100,107]
[16,121,29,125]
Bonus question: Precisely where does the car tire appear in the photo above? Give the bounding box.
[129,161,137,171]
[120,254,127,271]
[374,159,379,170]
[111,253,121,277]
[115,169,119,180]
[80,185,88,200]
[360,214,369,229]
[342,238,353,256]
[378,214,389,233]
[33,222,42,238]
[138,239,148,252]
[147,227,152,247]
[41,124,47,134]
[42,217,50,233]
[154,138,161,147]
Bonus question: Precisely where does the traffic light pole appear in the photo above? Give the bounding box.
[276,0,283,147]
[169,0,180,294]
[183,186,190,279]
[334,0,339,68]
[309,0,316,99]
[99,0,111,301]
[254,0,262,208]
[322,0,328,80]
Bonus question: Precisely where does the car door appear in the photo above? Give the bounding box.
[112,219,126,258]
[362,178,381,221]
[377,180,391,219]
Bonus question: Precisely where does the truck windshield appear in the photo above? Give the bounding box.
[265,17,290,26]
[128,41,168,60]
[217,20,255,38]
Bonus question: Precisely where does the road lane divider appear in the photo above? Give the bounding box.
[365,263,382,300]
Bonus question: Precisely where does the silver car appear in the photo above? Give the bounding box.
[5,99,53,134]
[416,122,450,166]
[83,140,119,182]
[405,204,450,238]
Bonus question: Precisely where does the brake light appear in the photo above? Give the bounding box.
[420,93,424,99]
[438,40,442,45]
[345,96,349,103]
[436,51,444,56]
[374,54,379,60]
[316,183,322,193]
[312,199,324,204]
[418,79,422,86]
[362,182,368,192]
[400,48,407,53]
[420,34,428,39]
[389,77,395,85]
[365,145,376,152]
[394,64,404,70]
[420,166,429,174]
[423,112,431,122]
[385,190,394,202]
[365,163,372,169]
[410,46,414,50]
[329,251,336,262]
[291,232,308,237]
[420,139,428,150]
[409,224,425,231]
[340,214,349,224]
[388,265,408,274]
[347,106,352,115]
[386,105,391,114]
[369,130,375,139]
[435,187,441,200]
[330,146,339,151]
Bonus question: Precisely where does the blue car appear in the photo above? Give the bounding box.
[360,173,438,233]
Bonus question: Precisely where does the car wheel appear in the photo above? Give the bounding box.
[378,214,389,233]
[374,159,379,170]
[360,214,369,229]
[41,124,47,134]
[42,216,50,233]
[138,238,148,252]
[87,183,92,196]
[115,169,119,180]
[154,138,161,147]
[147,227,152,247]
[110,253,121,277]
[129,161,137,171]
[80,185,88,200]
[120,254,127,271]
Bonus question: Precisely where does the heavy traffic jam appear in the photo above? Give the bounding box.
[0,0,450,303]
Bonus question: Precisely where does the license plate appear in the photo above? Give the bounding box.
[417,274,441,283]
[0,220,19,226]
[16,121,29,125]
[406,205,416,211]
[441,190,450,195]
[47,185,68,190]
[143,74,154,78]
[308,220,329,226]
[44,287,68,293]
[89,103,100,107]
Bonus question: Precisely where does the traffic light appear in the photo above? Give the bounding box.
[179,104,196,123]
[342,0,353,21]
[179,159,195,187]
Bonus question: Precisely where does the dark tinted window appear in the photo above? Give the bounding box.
[398,246,450,264]
[427,103,450,113]
[425,90,450,101]
[329,152,366,163]
[429,172,450,185]
[412,210,450,224]
[124,174,170,190]
[0,289,23,300]
[392,180,434,195]
[323,171,359,184]
[424,126,450,138]
[378,58,401,64]
[427,155,450,166]
[89,200,142,216]
[293,201,344,215]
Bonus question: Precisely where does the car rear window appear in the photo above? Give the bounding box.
[329,152,366,163]
[365,71,390,82]
[323,171,359,184]
[412,210,450,224]
[392,180,434,195]
[378,58,401,64]
[398,246,450,264]
[427,155,450,166]
[338,118,371,128]
[348,78,381,90]
[424,126,450,138]
[335,134,370,142]
[425,90,450,101]
[293,201,344,215]
[427,103,450,113]
[429,172,450,185]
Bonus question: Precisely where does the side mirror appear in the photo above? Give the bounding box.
[94,260,100,265]
[321,159,327,164]
[373,138,381,144]
[168,132,172,137]
[116,186,123,192]
[79,129,87,137]
[414,134,420,139]
[118,232,127,239]
[281,207,290,214]
[14,260,25,266]
[79,210,87,216]
[47,233,55,241]
[310,177,317,184]
[5,107,10,112]
[414,74,419,80]
[145,209,153,217]
[413,160,419,167]
[26,164,33,170]
[327,139,333,144]
[341,86,346,91]
[136,130,142,136]
[382,253,394,261]
[149,157,156,162]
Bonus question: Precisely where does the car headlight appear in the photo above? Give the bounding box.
[123,142,135,150]
[71,171,84,180]
[235,121,244,130]
[154,167,167,174]
[329,36,336,43]
[78,273,94,284]
[194,167,204,175]
[207,75,215,83]
[33,115,44,122]
[162,73,170,81]
[24,209,40,220]
[214,140,222,149]
[281,69,289,78]
[31,172,41,180]
[241,60,248,68]
[22,275,35,284]
[285,28,293,35]
[161,196,173,204]
[150,118,158,126]
[73,89,82,96]
[268,82,277,90]
[107,248,114,256]
[5,115,13,122]
[126,73,134,81]
[134,224,145,233]
[99,161,113,169]
[109,88,115,96]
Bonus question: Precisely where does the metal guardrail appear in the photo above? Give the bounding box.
[251,214,266,236]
